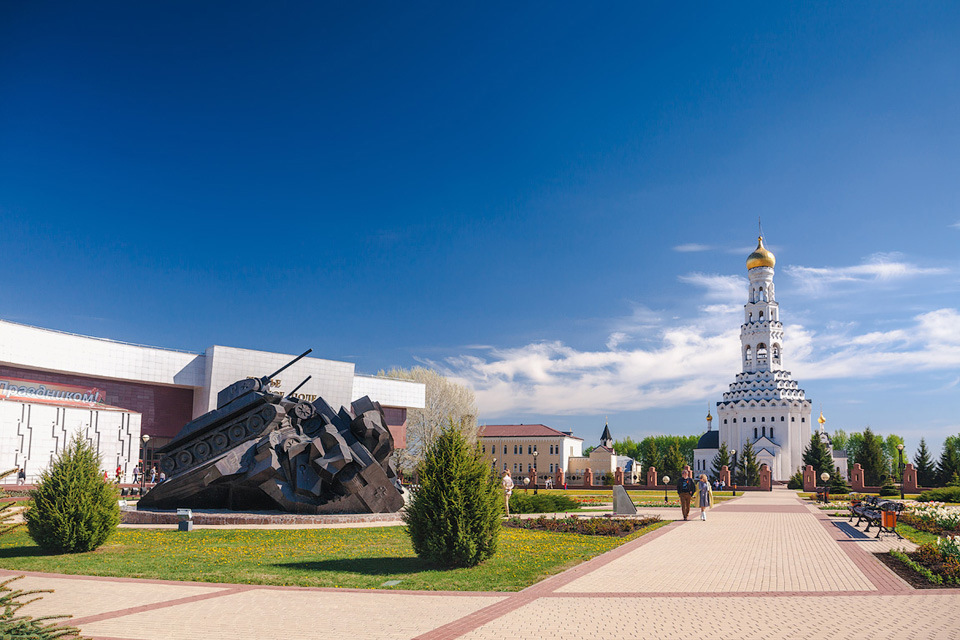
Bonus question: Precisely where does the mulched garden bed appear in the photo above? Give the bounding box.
[504,515,661,537]
[876,552,960,590]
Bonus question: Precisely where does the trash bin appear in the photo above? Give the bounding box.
[177,508,193,532]
[882,510,897,529]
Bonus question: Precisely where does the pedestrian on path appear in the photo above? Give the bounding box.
[16,467,25,485]
[698,473,714,520]
[676,469,696,520]
[502,470,514,515]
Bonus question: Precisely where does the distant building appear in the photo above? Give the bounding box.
[816,411,849,478]
[567,422,641,484]
[694,234,813,481]
[478,424,583,482]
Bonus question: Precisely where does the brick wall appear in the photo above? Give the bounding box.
[382,406,407,449]
[0,365,194,438]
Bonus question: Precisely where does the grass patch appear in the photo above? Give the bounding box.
[0,526,637,592]
[896,523,942,546]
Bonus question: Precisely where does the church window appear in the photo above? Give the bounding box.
[754,428,758,438]
[781,416,785,421]
[752,417,756,422]
[745,345,752,363]
[761,416,765,422]
[514,445,518,454]
[757,343,768,363]
[771,427,775,439]
[762,426,766,437]
[724,419,728,424]
[759,310,764,321]
[503,445,507,454]
[791,417,795,422]
[733,418,737,423]
[802,417,805,423]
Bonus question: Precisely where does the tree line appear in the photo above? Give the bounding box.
[612,435,699,480]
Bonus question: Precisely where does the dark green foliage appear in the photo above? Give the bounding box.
[508,493,580,514]
[787,469,803,490]
[830,473,850,495]
[26,434,119,553]
[878,475,900,497]
[661,443,687,479]
[636,435,698,474]
[503,515,660,537]
[612,437,641,461]
[602,471,615,486]
[404,420,502,568]
[917,486,960,503]
[949,473,960,488]
[0,576,81,639]
[914,438,937,487]
[736,440,760,486]
[711,443,730,482]
[855,427,887,487]
[639,438,660,473]
[937,435,960,487]
[884,435,905,481]
[802,434,834,478]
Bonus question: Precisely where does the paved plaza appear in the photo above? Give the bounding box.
[7,488,960,639]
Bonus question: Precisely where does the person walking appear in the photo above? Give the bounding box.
[502,470,514,515]
[676,469,696,520]
[150,466,157,483]
[16,467,25,485]
[698,473,714,521]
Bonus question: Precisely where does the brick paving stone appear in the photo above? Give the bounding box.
[78,589,505,640]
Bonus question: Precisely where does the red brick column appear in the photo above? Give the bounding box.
[719,465,730,487]
[556,467,565,488]
[614,467,624,485]
[584,468,593,487]
[850,463,865,492]
[803,464,817,492]
[646,466,658,489]
[902,463,918,493]
[759,464,772,491]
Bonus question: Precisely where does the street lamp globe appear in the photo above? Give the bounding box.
[820,472,830,483]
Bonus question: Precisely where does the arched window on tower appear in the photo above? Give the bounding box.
[758,286,765,302]
[756,343,768,366]
[772,344,781,365]
[744,345,752,367]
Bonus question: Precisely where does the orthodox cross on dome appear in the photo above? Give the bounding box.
[706,404,713,431]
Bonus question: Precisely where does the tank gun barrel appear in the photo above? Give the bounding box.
[285,375,312,399]
[266,349,312,381]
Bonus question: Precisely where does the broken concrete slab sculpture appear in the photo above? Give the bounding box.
[138,350,404,514]
[611,485,637,515]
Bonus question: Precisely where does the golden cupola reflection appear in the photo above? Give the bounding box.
[746,235,776,270]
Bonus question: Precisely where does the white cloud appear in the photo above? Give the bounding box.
[785,253,949,296]
[673,243,711,252]
[441,305,960,419]
[678,273,746,302]
[951,221,960,230]
[606,332,628,350]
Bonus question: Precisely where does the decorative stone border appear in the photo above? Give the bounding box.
[121,508,403,526]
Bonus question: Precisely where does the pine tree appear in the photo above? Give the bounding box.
[737,440,760,486]
[26,433,120,553]
[403,419,502,568]
[661,443,686,479]
[639,437,660,474]
[855,427,886,487]
[913,438,936,487]
[937,435,960,487]
[802,433,834,478]
[711,442,731,481]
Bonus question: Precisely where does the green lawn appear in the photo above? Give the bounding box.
[0,523,667,592]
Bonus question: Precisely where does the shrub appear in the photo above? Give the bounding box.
[26,433,120,553]
[509,493,580,514]
[787,470,803,490]
[878,476,900,497]
[403,419,502,568]
[918,486,960,503]
[830,473,850,495]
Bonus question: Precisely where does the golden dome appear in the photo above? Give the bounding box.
[746,236,776,270]
[817,411,826,425]
[706,411,713,422]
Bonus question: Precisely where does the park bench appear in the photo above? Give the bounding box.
[848,496,904,539]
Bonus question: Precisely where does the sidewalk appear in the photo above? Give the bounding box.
[9,487,960,640]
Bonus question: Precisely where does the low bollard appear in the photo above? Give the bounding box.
[177,508,193,532]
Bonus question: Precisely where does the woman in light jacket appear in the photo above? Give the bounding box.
[697,473,714,521]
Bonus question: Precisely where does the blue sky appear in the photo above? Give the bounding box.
[2,2,958,457]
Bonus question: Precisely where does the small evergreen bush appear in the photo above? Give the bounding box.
[878,476,900,497]
[787,469,803,490]
[26,433,120,553]
[403,419,502,568]
[917,486,960,503]
[508,493,580,514]
[830,473,851,495]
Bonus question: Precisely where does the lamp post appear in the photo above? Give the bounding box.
[139,434,150,497]
[533,450,539,495]
[897,443,905,500]
[820,471,830,503]
[730,449,737,497]
[662,475,670,503]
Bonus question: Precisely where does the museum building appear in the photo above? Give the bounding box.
[0,319,425,483]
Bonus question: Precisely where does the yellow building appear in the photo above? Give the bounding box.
[479,424,583,484]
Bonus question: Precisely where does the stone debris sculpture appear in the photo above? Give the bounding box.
[138,349,404,514]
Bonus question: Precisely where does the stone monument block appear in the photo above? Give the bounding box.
[612,485,637,515]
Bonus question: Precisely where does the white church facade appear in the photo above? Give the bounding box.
[694,234,812,482]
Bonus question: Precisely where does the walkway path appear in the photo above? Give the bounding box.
[8,488,960,639]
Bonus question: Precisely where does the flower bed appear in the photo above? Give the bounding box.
[892,536,960,586]
[572,496,605,506]
[503,515,661,537]
[903,502,960,534]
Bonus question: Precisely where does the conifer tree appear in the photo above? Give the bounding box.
[854,427,886,487]
[26,433,120,553]
[913,438,936,487]
[737,440,760,486]
[639,437,660,474]
[802,433,834,478]
[937,435,960,487]
[711,442,731,481]
[404,419,502,568]
[661,443,686,479]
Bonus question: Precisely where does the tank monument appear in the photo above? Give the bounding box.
[138,349,405,514]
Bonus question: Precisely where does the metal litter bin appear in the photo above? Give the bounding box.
[177,508,193,532]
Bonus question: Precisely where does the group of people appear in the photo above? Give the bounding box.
[102,465,163,484]
[676,469,714,521]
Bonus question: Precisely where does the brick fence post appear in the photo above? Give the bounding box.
[850,463,865,492]
[803,464,817,492]
[759,464,772,491]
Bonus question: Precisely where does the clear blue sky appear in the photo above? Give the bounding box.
[2,2,958,457]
